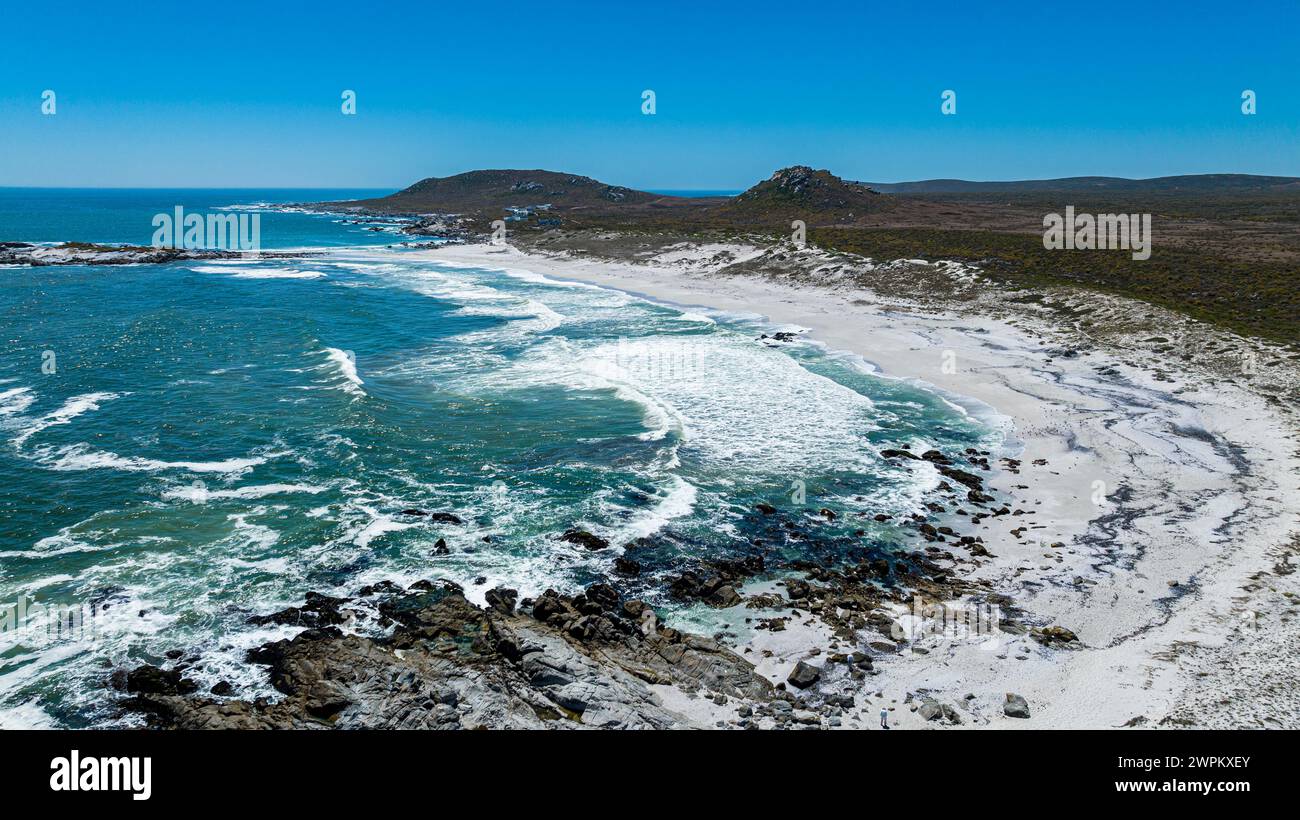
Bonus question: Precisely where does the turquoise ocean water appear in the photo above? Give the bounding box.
[0,189,1004,727]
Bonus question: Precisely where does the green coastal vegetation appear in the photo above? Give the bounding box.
[811,226,1299,347]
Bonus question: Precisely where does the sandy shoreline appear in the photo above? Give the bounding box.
[415,241,1300,729]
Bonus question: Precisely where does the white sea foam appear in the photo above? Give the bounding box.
[0,585,170,695]
[12,573,77,591]
[452,296,565,334]
[675,311,716,325]
[234,269,325,279]
[618,475,699,542]
[328,261,400,273]
[495,265,612,291]
[226,512,281,552]
[314,500,421,552]
[161,482,327,503]
[518,299,564,332]
[12,392,122,448]
[0,699,58,729]
[462,334,882,476]
[0,387,35,416]
[352,515,418,549]
[31,527,91,554]
[834,348,1014,445]
[354,263,568,336]
[193,265,325,279]
[33,443,267,475]
[0,530,102,560]
[616,382,683,444]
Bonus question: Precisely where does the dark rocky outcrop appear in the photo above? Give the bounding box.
[246,592,352,628]
[125,665,199,696]
[559,529,609,550]
[484,587,518,615]
[0,242,247,267]
[613,557,641,576]
[1031,626,1080,647]
[667,556,764,608]
[118,583,774,730]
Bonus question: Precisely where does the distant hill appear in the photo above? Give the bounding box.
[322,169,721,217]
[309,165,1300,237]
[861,174,1300,195]
[714,166,899,225]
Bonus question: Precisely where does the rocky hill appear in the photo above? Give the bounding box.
[713,166,901,226]
[323,169,720,218]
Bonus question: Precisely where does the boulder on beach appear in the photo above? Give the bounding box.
[787,661,821,689]
[1004,693,1031,718]
[917,697,963,724]
[1031,625,1079,647]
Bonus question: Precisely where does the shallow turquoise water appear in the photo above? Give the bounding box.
[0,191,1003,727]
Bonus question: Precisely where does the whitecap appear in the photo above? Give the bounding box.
[12,392,122,448]
[0,386,36,417]
[161,482,327,503]
[674,312,716,325]
[226,513,281,552]
[316,347,366,397]
[352,515,418,549]
[231,269,326,280]
[33,443,267,476]
[494,266,612,291]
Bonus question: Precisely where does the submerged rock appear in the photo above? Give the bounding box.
[124,665,198,696]
[613,557,641,576]
[560,529,609,550]
[667,556,764,608]
[246,592,352,628]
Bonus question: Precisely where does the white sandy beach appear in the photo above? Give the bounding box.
[418,241,1300,729]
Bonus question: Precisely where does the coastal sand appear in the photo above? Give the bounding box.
[412,242,1300,729]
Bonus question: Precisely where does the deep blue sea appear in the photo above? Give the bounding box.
[0,188,1002,727]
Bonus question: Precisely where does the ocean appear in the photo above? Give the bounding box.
[0,188,1003,727]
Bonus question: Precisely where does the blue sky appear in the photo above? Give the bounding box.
[0,0,1296,188]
